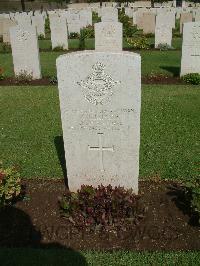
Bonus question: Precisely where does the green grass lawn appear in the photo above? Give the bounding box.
[0,249,199,266]
[0,85,199,180]
[0,36,182,52]
[0,50,181,78]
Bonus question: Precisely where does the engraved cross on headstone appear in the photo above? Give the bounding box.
[88,133,114,172]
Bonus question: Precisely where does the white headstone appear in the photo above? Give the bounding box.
[101,7,118,22]
[10,25,41,79]
[95,22,122,51]
[180,22,200,76]
[56,51,141,193]
[15,13,32,27]
[49,14,68,50]
[180,12,193,33]
[2,19,17,43]
[31,14,45,37]
[142,13,156,34]
[79,9,92,28]
[66,11,81,34]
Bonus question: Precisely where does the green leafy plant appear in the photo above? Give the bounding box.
[0,67,5,80]
[126,37,150,50]
[79,29,86,49]
[119,9,137,37]
[52,45,66,51]
[144,33,154,38]
[1,43,11,53]
[59,185,143,230]
[15,71,33,84]
[157,43,174,51]
[0,163,21,208]
[38,34,45,40]
[49,75,57,84]
[92,11,101,24]
[184,177,200,224]
[182,73,200,85]
[81,25,94,38]
[45,17,50,35]
[69,32,80,39]
[173,18,181,37]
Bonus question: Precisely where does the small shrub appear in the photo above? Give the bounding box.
[144,33,154,38]
[157,43,174,51]
[49,75,57,84]
[184,177,200,224]
[81,25,94,39]
[69,32,80,39]
[59,185,143,230]
[52,46,66,51]
[45,17,50,35]
[0,67,5,80]
[119,9,137,38]
[126,37,150,50]
[92,11,101,24]
[182,73,200,85]
[1,43,11,53]
[38,34,45,40]
[0,163,21,208]
[173,19,181,37]
[79,29,86,49]
[15,71,33,83]
[147,71,169,81]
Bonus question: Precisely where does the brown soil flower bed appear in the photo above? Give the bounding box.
[142,76,184,85]
[0,77,51,86]
[0,76,185,86]
[0,180,199,251]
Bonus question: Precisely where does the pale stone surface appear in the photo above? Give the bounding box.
[135,8,148,29]
[0,18,3,37]
[125,7,133,18]
[3,19,16,43]
[181,21,200,76]
[49,14,68,50]
[155,25,172,47]
[79,9,92,28]
[15,13,32,27]
[142,13,156,34]
[31,14,45,37]
[155,13,173,47]
[95,22,122,51]
[66,11,81,34]
[180,12,193,33]
[194,10,200,22]
[101,7,118,22]
[56,51,141,193]
[156,12,175,29]
[10,25,41,79]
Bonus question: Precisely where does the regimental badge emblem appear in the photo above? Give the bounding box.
[77,62,121,105]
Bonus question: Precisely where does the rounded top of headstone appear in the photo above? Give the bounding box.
[56,51,141,65]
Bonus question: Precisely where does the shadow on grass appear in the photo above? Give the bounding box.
[160,66,180,77]
[167,184,199,227]
[0,206,88,266]
[54,136,68,188]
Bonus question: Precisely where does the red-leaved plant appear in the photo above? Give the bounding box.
[59,185,144,230]
[0,67,4,80]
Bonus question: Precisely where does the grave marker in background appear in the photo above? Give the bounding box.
[10,25,41,79]
[95,22,122,51]
[49,14,68,50]
[180,21,200,75]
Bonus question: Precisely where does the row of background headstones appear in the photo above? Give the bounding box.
[1,1,200,12]
[0,5,199,41]
[0,6,199,78]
